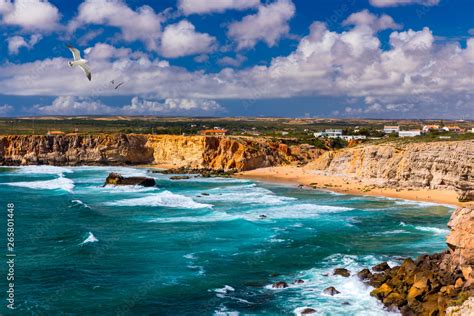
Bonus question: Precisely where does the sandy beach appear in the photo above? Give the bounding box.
[237,166,473,208]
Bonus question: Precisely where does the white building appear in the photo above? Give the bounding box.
[341,135,367,141]
[324,129,343,138]
[399,130,421,138]
[384,126,400,134]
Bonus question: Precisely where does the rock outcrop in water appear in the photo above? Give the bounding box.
[365,207,474,315]
[104,172,156,187]
[0,134,312,171]
[305,140,474,202]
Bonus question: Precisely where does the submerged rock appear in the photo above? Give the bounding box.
[169,175,191,180]
[299,307,317,314]
[323,286,340,296]
[333,268,350,277]
[105,172,156,187]
[293,279,305,284]
[272,281,288,289]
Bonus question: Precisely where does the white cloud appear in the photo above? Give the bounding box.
[160,20,217,58]
[34,96,115,115]
[369,0,439,7]
[122,97,223,114]
[32,96,223,116]
[178,0,259,15]
[83,43,132,60]
[0,0,61,31]
[217,54,247,67]
[227,0,295,50]
[0,104,13,115]
[69,0,164,51]
[7,34,42,54]
[343,10,401,32]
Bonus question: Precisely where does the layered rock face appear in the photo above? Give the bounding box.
[305,140,474,202]
[366,207,474,315]
[0,134,305,171]
[0,134,154,165]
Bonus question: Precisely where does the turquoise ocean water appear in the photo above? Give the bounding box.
[0,166,453,315]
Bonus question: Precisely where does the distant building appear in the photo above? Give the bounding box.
[47,130,65,135]
[384,126,400,134]
[200,129,228,136]
[422,125,440,133]
[442,126,463,133]
[439,136,452,139]
[314,129,343,139]
[281,131,289,136]
[470,128,474,133]
[399,130,421,138]
[341,135,367,141]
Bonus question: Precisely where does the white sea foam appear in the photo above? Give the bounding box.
[15,165,73,176]
[270,254,398,315]
[241,204,353,221]
[71,199,90,208]
[214,285,235,294]
[106,190,212,209]
[200,186,296,205]
[98,185,158,193]
[414,226,449,235]
[6,176,74,192]
[148,211,237,223]
[81,232,99,244]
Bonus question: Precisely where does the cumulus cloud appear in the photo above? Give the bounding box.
[343,10,401,32]
[7,34,42,54]
[0,104,13,116]
[178,0,259,15]
[0,0,61,31]
[217,54,247,67]
[227,0,295,50]
[369,0,439,7]
[160,20,217,58]
[122,97,224,115]
[34,96,114,115]
[32,96,224,116]
[1,9,473,118]
[69,0,164,51]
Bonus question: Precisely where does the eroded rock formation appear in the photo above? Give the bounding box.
[366,207,474,315]
[305,140,474,202]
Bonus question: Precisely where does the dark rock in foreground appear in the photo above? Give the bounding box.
[372,262,390,272]
[272,281,288,289]
[300,307,317,314]
[323,286,340,296]
[105,172,156,187]
[333,268,350,277]
[169,176,191,180]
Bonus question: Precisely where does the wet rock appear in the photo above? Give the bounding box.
[104,172,155,187]
[357,268,372,280]
[372,262,390,272]
[169,176,191,180]
[259,214,268,219]
[201,193,209,196]
[300,308,317,314]
[272,281,288,289]
[293,279,305,284]
[333,268,350,277]
[323,286,340,296]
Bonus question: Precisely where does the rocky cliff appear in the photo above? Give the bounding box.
[0,134,308,171]
[305,140,474,202]
[365,207,474,315]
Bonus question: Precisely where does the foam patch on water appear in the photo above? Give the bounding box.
[71,199,90,209]
[241,204,353,221]
[106,190,212,209]
[14,165,73,176]
[148,211,237,223]
[81,232,99,245]
[6,176,74,193]
[399,222,449,235]
[98,185,158,193]
[200,186,296,205]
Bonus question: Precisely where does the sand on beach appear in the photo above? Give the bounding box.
[237,166,472,208]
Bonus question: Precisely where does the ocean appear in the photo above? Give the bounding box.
[0,166,453,315]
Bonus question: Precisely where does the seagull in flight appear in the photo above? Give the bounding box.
[66,44,91,81]
[111,80,125,90]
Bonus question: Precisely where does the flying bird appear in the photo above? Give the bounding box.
[111,80,125,90]
[66,44,91,81]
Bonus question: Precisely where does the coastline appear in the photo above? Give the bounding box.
[236,166,472,208]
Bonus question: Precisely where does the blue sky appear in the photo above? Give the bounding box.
[0,0,473,118]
